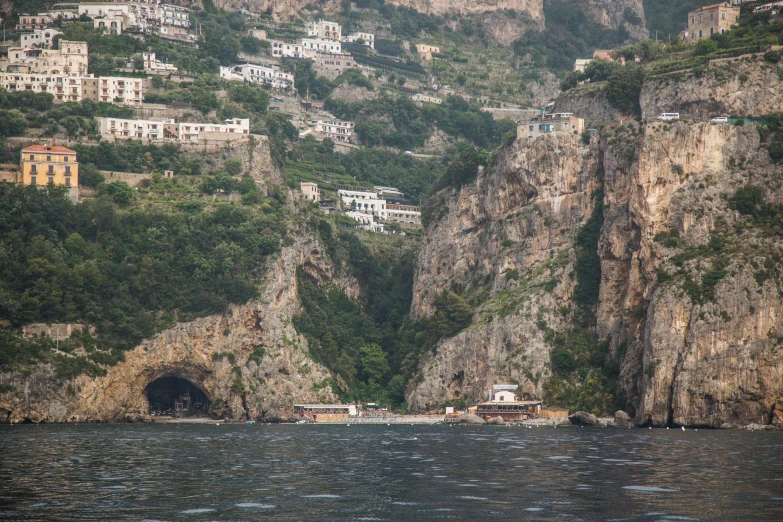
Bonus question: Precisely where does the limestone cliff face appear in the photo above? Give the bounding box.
[584,0,648,41]
[0,230,348,424]
[553,84,622,128]
[409,117,783,427]
[599,121,783,427]
[640,58,783,121]
[408,133,600,409]
[386,0,542,17]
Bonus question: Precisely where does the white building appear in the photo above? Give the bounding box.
[338,188,387,218]
[78,2,132,20]
[0,72,83,102]
[98,117,251,142]
[271,41,305,59]
[306,19,341,40]
[47,3,80,20]
[309,117,354,142]
[411,93,442,105]
[754,1,783,13]
[302,38,342,54]
[143,52,178,72]
[20,29,63,49]
[235,63,294,90]
[344,211,384,232]
[99,117,174,140]
[385,203,421,226]
[176,118,250,142]
[158,3,190,28]
[93,76,143,105]
[415,43,440,60]
[346,32,375,49]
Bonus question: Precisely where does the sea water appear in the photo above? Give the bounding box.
[0,423,781,520]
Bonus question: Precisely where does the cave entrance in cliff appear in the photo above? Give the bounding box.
[145,376,210,417]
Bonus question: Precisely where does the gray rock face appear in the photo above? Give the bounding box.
[569,411,598,426]
[486,415,505,425]
[640,59,783,121]
[614,410,633,427]
[0,222,354,424]
[457,413,488,425]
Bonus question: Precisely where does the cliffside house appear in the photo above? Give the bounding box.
[517,113,585,140]
[684,2,740,41]
[20,144,79,200]
[476,385,543,422]
[346,32,375,49]
[415,43,440,61]
[300,182,320,202]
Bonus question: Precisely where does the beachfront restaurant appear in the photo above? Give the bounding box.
[294,404,357,422]
[476,400,543,422]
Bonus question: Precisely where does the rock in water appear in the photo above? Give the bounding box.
[457,414,487,425]
[569,411,598,426]
[614,410,633,428]
[486,416,505,425]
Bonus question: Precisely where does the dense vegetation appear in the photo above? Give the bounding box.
[513,0,632,72]
[293,220,415,405]
[326,94,514,150]
[0,183,287,374]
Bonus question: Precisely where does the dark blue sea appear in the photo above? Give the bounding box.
[0,424,781,520]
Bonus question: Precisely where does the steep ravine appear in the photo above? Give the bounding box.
[0,230,350,424]
[409,120,783,427]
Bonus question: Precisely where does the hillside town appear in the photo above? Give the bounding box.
[3,1,775,231]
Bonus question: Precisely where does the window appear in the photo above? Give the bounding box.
[48,176,54,184]
[710,28,714,35]
[699,30,702,37]
[31,164,37,174]
[47,155,51,161]
[64,156,68,162]
[65,178,70,187]
[65,166,71,175]
[710,13,714,20]
[48,165,54,174]
[31,176,36,186]
[722,12,726,20]
[29,154,34,160]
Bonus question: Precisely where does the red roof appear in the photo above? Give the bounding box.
[21,145,77,154]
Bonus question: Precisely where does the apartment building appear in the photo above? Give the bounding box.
[93,12,128,35]
[98,117,251,142]
[20,144,78,191]
[159,3,190,27]
[20,29,63,49]
[313,52,358,80]
[16,13,55,31]
[13,40,89,77]
[301,38,342,54]
[309,118,354,142]
[99,117,174,140]
[86,76,143,105]
[385,203,421,226]
[0,72,83,102]
[338,188,387,218]
[306,19,341,40]
[271,41,305,59]
[685,2,740,41]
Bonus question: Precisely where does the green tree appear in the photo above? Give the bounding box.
[358,343,390,384]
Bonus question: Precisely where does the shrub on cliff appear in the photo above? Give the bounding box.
[605,65,646,117]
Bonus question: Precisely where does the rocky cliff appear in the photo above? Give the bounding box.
[408,116,783,427]
[386,0,542,17]
[0,227,349,424]
[409,132,600,409]
[640,57,783,121]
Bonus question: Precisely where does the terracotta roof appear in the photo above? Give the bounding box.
[21,145,77,154]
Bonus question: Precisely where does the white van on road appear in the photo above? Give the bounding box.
[657,113,680,121]
[710,116,728,123]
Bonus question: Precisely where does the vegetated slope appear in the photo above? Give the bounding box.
[408,103,783,426]
[642,0,707,41]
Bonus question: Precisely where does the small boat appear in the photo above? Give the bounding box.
[245,420,256,425]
